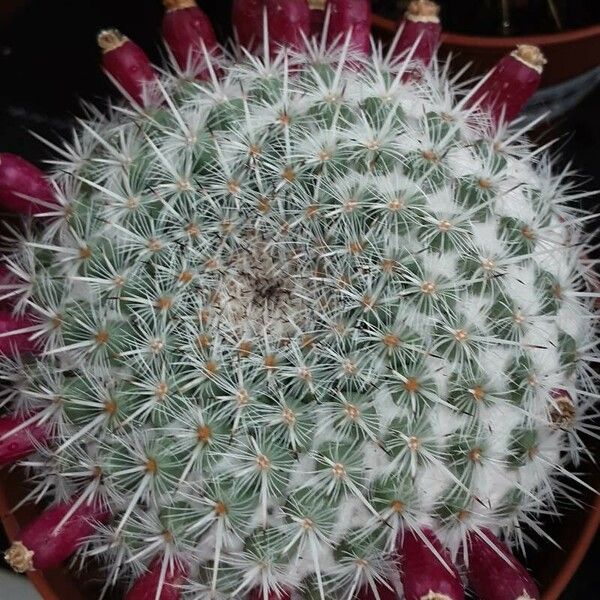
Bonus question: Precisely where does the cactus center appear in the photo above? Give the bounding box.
[209,238,310,338]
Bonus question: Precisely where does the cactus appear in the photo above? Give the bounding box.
[0,1,597,599]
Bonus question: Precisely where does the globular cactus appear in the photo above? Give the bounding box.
[0,1,597,599]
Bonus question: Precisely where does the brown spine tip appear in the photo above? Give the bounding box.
[511,44,547,72]
[163,0,197,11]
[97,29,128,53]
[4,541,34,573]
[406,0,440,23]
[308,0,326,9]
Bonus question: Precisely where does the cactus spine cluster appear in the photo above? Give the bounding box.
[0,1,597,599]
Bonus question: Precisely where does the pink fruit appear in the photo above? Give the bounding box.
[0,414,49,465]
[357,582,398,599]
[266,0,310,53]
[0,310,39,355]
[126,557,188,600]
[397,528,465,600]
[0,264,16,285]
[309,0,326,38]
[232,0,264,51]
[4,499,109,572]
[465,529,539,600]
[97,29,158,107]
[465,45,546,128]
[0,153,55,215]
[393,0,441,68]
[232,0,310,54]
[248,588,292,600]
[162,0,218,78]
[326,0,371,56]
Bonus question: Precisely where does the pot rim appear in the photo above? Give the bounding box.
[372,14,600,47]
[541,492,600,600]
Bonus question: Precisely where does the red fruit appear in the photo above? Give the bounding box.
[465,529,539,600]
[309,0,326,38]
[232,0,263,51]
[97,29,158,107]
[162,0,218,78]
[0,264,16,285]
[465,45,546,128]
[397,528,465,600]
[232,0,310,54]
[0,264,19,308]
[0,414,49,465]
[0,310,39,355]
[0,153,56,215]
[4,499,109,572]
[393,0,441,68]
[266,0,310,53]
[126,557,188,600]
[326,0,372,56]
[357,581,398,599]
[248,588,291,600]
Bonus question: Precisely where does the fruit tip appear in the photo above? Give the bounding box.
[406,0,440,23]
[97,29,127,53]
[4,541,34,573]
[511,44,547,73]
[163,0,197,11]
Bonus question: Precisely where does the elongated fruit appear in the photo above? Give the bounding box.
[398,528,464,600]
[327,0,371,55]
[393,0,441,67]
[266,0,311,52]
[162,0,217,77]
[98,29,157,106]
[232,0,310,53]
[126,558,188,600]
[4,500,108,572]
[466,44,546,127]
[357,582,398,600]
[309,0,326,37]
[0,311,39,355]
[232,0,264,50]
[0,415,48,465]
[249,588,292,600]
[0,153,55,214]
[465,529,539,600]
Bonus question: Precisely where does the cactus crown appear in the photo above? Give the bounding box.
[0,15,597,600]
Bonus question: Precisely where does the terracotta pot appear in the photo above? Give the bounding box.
[1,463,598,598]
[372,14,600,87]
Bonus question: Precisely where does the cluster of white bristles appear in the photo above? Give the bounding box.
[0,6,598,600]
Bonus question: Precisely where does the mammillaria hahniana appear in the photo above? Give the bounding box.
[0,1,597,599]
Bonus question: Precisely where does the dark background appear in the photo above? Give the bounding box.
[0,0,598,597]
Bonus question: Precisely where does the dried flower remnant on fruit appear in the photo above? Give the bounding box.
[4,541,34,573]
